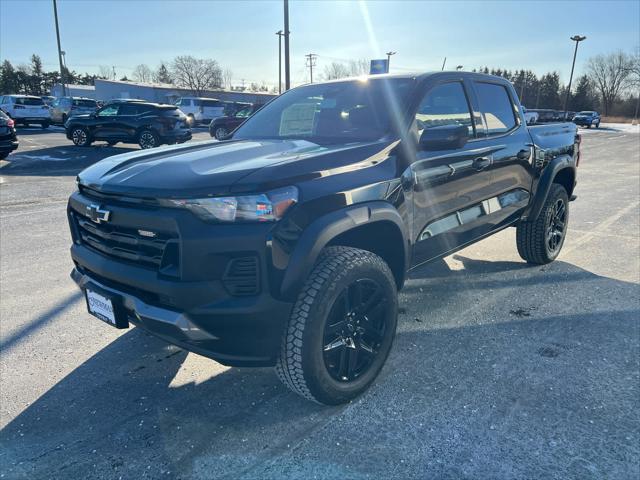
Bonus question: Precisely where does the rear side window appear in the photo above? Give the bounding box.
[474,82,518,136]
[15,97,45,106]
[415,82,474,137]
[180,99,192,107]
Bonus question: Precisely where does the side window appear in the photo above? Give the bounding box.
[181,99,192,107]
[97,105,119,116]
[119,104,138,115]
[474,82,518,136]
[415,82,474,137]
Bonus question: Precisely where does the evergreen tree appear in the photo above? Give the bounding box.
[0,60,19,94]
[155,63,172,84]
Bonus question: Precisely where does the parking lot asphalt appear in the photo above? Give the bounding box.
[0,125,638,479]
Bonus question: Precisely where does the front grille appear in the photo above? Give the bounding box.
[73,213,179,272]
[223,256,260,296]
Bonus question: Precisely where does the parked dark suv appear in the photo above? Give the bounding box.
[64,101,192,149]
[0,110,19,159]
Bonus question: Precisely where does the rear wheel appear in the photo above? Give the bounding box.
[71,127,91,147]
[516,183,569,264]
[138,129,159,149]
[214,126,228,140]
[276,246,398,405]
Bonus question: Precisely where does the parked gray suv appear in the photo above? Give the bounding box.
[50,97,98,125]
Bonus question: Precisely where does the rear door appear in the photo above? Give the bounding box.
[468,80,535,227]
[409,80,497,266]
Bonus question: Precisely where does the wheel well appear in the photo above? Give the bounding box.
[326,221,406,289]
[553,168,575,196]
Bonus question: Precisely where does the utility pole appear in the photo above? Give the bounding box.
[284,0,291,90]
[441,57,447,71]
[563,35,587,118]
[52,0,66,96]
[385,51,396,73]
[305,53,317,83]
[112,66,116,80]
[276,30,284,94]
[535,83,541,109]
[519,73,527,103]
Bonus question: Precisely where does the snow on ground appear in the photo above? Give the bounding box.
[579,123,640,134]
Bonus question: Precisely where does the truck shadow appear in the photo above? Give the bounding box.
[1,259,638,479]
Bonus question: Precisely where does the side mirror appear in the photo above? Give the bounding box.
[419,124,469,151]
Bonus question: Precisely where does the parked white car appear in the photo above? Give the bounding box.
[522,106,538,125]
[0,95,51,128]
[176,97,228,125]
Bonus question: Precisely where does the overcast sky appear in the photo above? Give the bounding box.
[1,0,638,88]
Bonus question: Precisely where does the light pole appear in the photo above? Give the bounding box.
[385,51,396,73]
[52,0,66,96]
[276,30,284,94]
[563,35,586,118]
[456,65,463,71]
[283,0,290,90]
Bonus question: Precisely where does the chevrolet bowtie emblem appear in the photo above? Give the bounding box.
[86,204,111,224]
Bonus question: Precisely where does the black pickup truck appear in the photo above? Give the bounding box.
[67,72,579,405]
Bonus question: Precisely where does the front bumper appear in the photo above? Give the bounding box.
[67,190,293,366]
[71,266,292,366]
[573,118,595,126]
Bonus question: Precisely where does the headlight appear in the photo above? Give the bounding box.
[164,186,298,223]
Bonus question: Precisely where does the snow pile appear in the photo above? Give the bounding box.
[579,123,640,134]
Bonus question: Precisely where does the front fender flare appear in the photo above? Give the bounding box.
[279,201,409,300]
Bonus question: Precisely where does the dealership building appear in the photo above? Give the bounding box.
[51,79,276,105]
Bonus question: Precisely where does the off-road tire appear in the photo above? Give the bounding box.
[275,246,398,405]
[517,183,569,264]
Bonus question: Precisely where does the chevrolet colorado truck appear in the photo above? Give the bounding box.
[67,72,579,405]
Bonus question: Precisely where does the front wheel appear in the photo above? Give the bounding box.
[71,127,91,147]
[516,183,569,264]
[214,126,228,140]
[276,246,398,405]
[138,129,159,149]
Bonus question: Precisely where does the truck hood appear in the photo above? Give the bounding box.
[77,139,391,198]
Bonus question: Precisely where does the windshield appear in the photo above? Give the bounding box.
[578,111,595,116]
[233,78,415,144]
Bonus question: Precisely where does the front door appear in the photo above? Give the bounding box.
[92,104,121,139]
[409,80,496,267]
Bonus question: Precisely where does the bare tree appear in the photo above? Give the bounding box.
[132,64,153,83]
[323,62,350,80]
[98,65,113,80]
[587,51,632,115]
[222,69,233,90]
[154,62,172,84]
[171,56,222,96]
[348,59,369,76]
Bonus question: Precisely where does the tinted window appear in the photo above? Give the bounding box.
[73,99,96,108]
[415,82,474,136]
[15,97,45,106]
[235,107,252,118]
[180,99,192,107]
[98,105,119,116]
[475,82,517,135]
[234,78,415,144]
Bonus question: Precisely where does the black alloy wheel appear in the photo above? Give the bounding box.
[323,279,388,382]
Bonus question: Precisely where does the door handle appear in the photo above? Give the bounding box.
[473,156,492,170]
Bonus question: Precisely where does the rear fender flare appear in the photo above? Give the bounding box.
[279,201,409,300]
[524,154,576,221]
